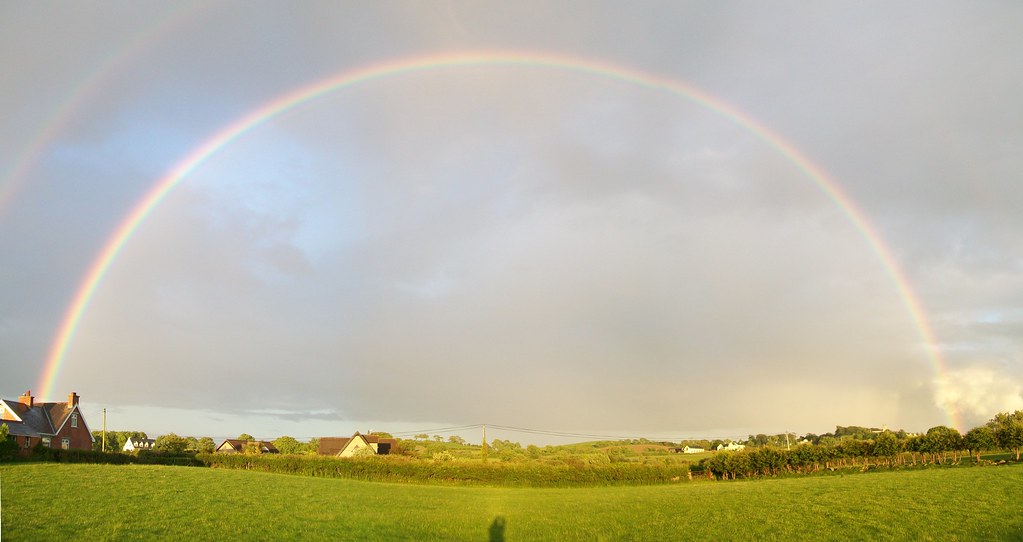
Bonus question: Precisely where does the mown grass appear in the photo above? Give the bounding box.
[2,462,1022,540]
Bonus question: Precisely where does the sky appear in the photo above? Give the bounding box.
[2,1,1022,444]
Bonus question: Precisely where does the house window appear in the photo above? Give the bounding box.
[71,413,78,428]
[61,438,70,450]
[24,437,32,448]
[42,437,51,447]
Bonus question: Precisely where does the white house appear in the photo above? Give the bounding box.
[683,446,705,454]
[715,442,746,451]
[317,432,397,457]
[123,437,155,452]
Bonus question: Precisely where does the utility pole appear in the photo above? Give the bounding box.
[102,408,107,452]
[785,430,790,451]
[482,424,487,462]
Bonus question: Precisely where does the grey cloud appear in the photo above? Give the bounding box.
[4,2,1022,438]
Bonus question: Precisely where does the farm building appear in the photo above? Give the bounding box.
[215,439,279,454]
[683,445,705,454]
[715,442,746,451]
[0,391,94,454]
[123,437,155,452]
[318,432,397,457]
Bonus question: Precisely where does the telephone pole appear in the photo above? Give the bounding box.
[482,424,487,461]
[102,408,107,452]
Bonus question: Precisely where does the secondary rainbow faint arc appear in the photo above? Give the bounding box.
[0,2,208,217]
[37,50,957,429]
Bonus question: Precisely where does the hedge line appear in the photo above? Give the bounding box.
[196,453,690,487]
[11,447,204,467]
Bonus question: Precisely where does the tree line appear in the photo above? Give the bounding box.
[88,431,327,455]
[701,410,1023,480]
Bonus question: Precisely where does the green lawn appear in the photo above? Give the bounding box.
[2,462,1022,540]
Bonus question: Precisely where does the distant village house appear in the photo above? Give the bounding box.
[0,391,94,453]
[318,432,397,457]
[215,439,279,454]
[715,441,746,451]
[123,437,155,452]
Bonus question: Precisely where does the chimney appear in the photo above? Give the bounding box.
[68,392,79,407]
[18,390,33,407]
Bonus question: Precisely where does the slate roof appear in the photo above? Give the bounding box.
[0,393,93,443]
[1,399,56,437]
[1,419,40,437]
[125,437,156,448]
[42,402,75,433]
[217,439,279,453]
[318,437,351,455]
[318,432,398,455]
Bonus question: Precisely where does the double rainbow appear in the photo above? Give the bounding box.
[35,51,957,429]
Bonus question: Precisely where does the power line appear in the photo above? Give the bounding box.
[389,424,483,437]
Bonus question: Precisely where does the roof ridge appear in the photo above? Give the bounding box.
[41,402,55,433]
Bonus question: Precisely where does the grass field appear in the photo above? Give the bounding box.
[3,463,1022,540]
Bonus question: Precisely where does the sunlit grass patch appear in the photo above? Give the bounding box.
[2,462,1022,540]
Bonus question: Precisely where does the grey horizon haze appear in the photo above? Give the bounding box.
[2,2,1022,443]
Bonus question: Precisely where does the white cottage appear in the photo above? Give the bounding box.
[123,437,155,452]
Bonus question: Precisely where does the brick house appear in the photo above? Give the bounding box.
[0,391,94,454]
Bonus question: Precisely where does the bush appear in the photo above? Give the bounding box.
[432,451,454,462]
[0,424,19,461]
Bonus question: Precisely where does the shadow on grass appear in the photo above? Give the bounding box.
[489,516,506,541]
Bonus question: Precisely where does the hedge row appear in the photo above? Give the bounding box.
[196,453,690,487]
[14,447,204,467]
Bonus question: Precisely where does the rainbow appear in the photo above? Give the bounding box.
[0,2,206,216]
[36,50,958,429]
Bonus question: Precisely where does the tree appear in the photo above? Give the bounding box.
[990,411,1023,460]
[92,431,106,452]
[448,435,466,445]
[196,437,216,454]
[923,426,961,463]
[872,431,900,465]
[304,438,319,454]
[273,436,303,455]
[153,433,189,453]
[414,433,429,440]
[0,423,18,461]
[390,439,414,456]
[817,436,841,448]
[963,426,996,462]
[243,440,264,455]
[433,435,443,442]
[237,433,254,441]
[184,436,199,452]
